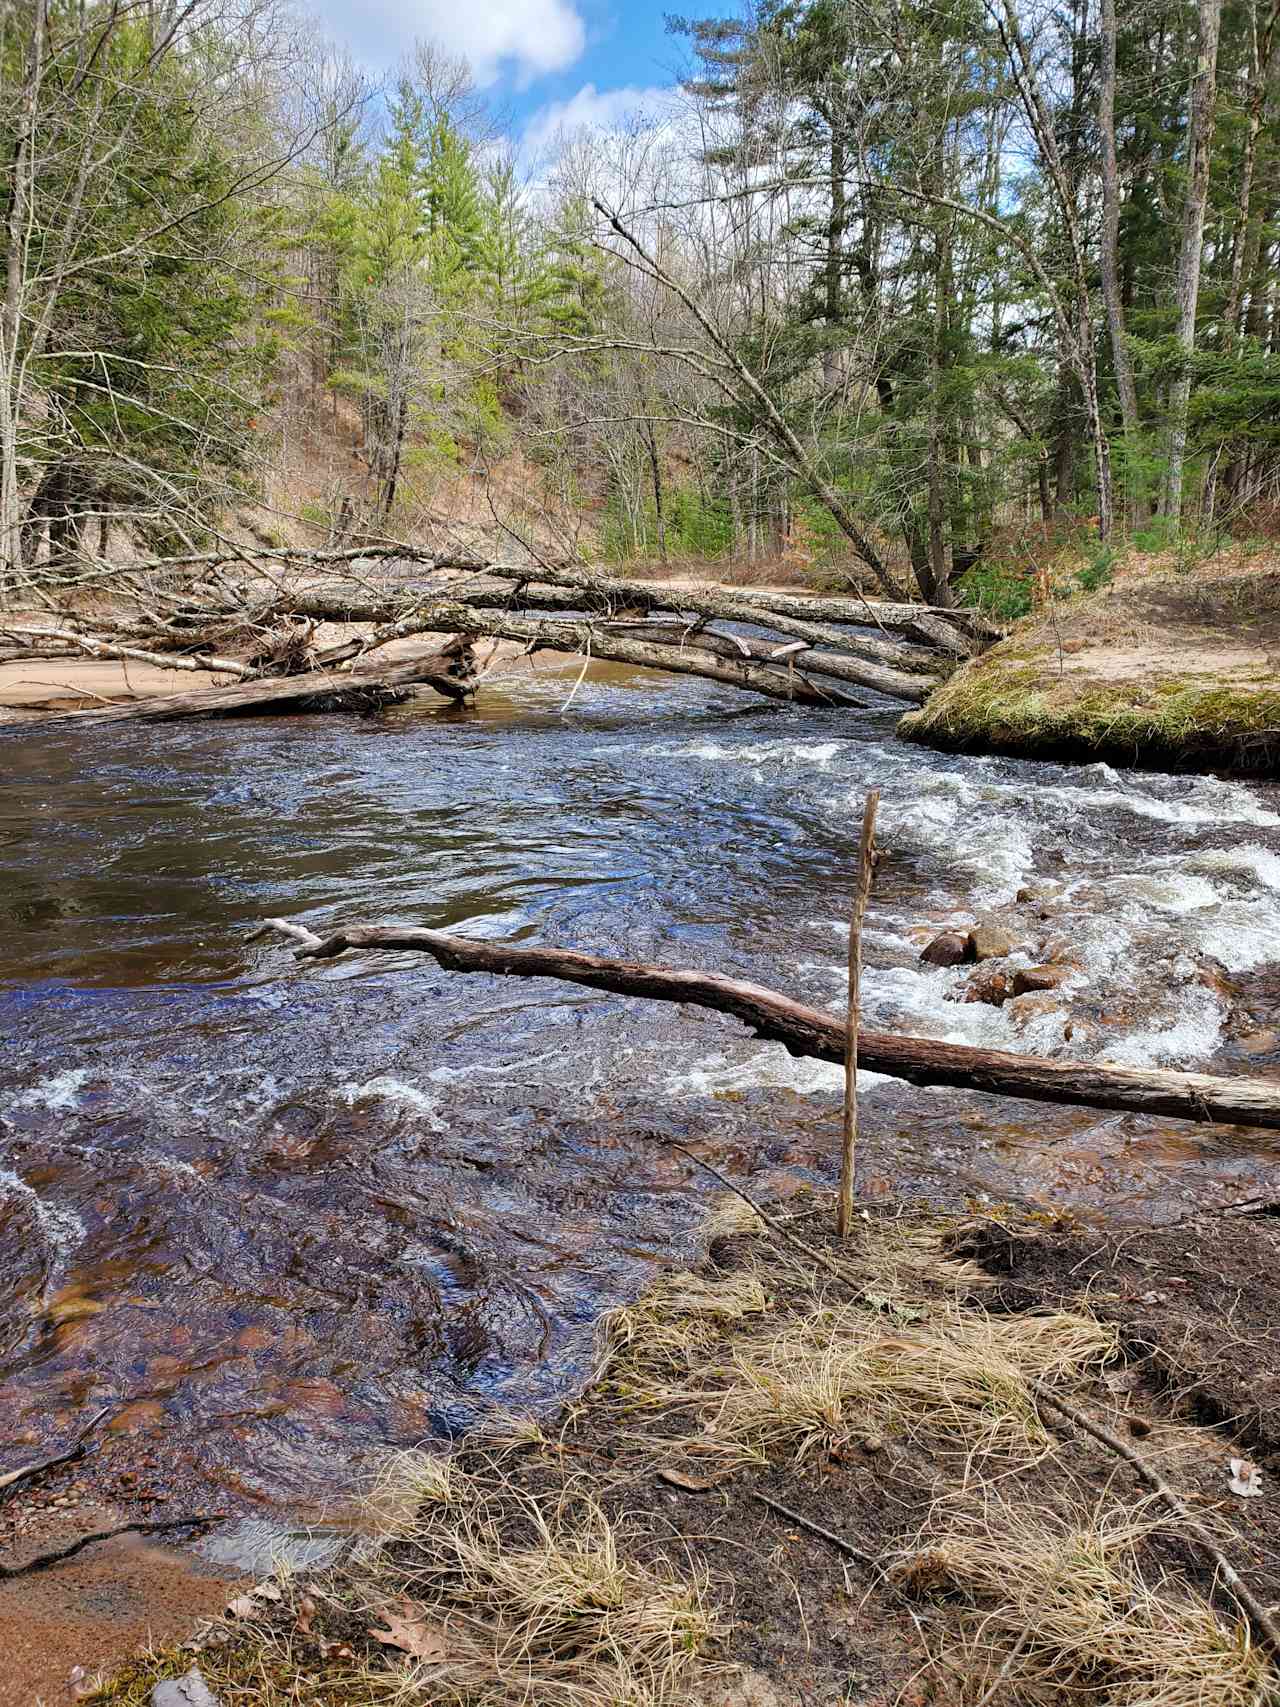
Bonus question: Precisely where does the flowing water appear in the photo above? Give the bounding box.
[3,659,1280,1525]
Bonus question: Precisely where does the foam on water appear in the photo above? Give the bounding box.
[665,1047,852,1097]
[13,1068,91,1112]
[340,1075,447,1131]
[1097,987,1225,1069]
[0,1167,86,1279]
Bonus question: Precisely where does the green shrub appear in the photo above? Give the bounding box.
[958,560,1033,620]
[1074,547,1116,593]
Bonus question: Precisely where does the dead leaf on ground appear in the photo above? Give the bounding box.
[369,1598,452,1663]
[250,1579,283,1603]
[225,1595,266,1620]
[658,1467,729,1493]
[295,1594,318,1636]
[1229,1458,1263,1498]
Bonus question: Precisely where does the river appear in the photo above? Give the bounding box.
[3,659,1280,1531]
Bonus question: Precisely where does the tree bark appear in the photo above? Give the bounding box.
[360,600,881,704]
[1165,0,1223,521]
[33,643,477,724]
[265,922,1280,1133]
[1099,0,1143,517]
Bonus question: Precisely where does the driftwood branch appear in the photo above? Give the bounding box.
[0,1404,113,1498]
[35,642,477,723]
[260,922,1280,1132]
[0,1516,226,1578]
[1034,1387,1280,1656]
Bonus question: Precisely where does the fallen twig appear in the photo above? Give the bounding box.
[1033,1386,1280,1657]
[0,1515,226,1578]
[661,1140,858,1291]
[752,1491,882,1573]
[0,1404,115,1498]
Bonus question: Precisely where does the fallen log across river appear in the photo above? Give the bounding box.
[2,550,988,720]
[264,920,1280,1133]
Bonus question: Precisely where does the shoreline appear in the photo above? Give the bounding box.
[901,562,1280,775]
[86,1192,1280,1706]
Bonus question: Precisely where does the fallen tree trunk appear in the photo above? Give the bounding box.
[452,566,956,675]
[37,642,477,724]
[674,581,1001,647]
[265,921,1280,1131]
[1,622,253,678]
[349,602,871,706]
[598,620,929,699]
[280,576,947,686]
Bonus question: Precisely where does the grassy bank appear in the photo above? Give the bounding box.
[902,554,1280,772]
[87,1193,1280,1706]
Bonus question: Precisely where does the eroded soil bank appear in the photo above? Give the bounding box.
[87,1193,1280,1707]
[901,560,1280,772]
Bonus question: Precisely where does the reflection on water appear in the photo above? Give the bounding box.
[2,659,1280,1509]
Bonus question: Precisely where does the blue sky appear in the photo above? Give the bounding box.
[309,0,723,145]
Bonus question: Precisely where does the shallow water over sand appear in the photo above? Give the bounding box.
[3,660,1280,1512]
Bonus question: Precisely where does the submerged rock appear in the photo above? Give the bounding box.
[967,923,1026,962]
[1012,965,1071,997]
[958,965,1012,1007]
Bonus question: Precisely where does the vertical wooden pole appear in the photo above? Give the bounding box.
[838,788,879,1237]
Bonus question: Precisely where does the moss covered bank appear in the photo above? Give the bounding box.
[900,562,1280,772]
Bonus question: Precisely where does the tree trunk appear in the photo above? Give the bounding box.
[266,923,1280,1133]
[1099,0,1143,520]
[1165,0,1224,521]
[33,642,478,724]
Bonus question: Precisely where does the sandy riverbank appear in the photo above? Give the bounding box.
[902,557,1280,772]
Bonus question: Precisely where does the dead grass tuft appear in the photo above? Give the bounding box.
[598,1269,769,1384]
[899,1493,1277,1705]
[653,1301,1115,1467]
[363,1454,718,1706]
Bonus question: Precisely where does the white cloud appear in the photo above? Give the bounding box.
[315,0,586,84]
[521,82,678,158]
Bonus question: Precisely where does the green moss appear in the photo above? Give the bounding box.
[901,632,1280,772]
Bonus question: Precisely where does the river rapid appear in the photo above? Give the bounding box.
[3,659,1280,1530]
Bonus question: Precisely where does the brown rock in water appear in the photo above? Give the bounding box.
[966,923,1026,961]
[1039,934,1084,966]
[959,965,1012,1007]
[920,931,970,967]
[1006,991,1063,1030]
[1012,964,1071,997]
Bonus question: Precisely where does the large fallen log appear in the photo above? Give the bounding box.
[347,602,873,706]
[598,620,925,699]
[279,597,926,704]
[36,642,477,724]
[264,921,1280,1132]
[280,576,947,686]
[697,583,1002,647]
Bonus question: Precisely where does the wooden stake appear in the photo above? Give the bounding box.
[838,789,879,1237]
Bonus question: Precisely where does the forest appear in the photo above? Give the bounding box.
[4,0,1280,610]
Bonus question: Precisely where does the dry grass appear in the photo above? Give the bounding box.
[678,1302,1116,1467]
[598,1219,1113,1469]
[898,1492,1277,1706]
[362,1454,718,1707]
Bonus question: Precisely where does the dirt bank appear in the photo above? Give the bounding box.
[85,1192,1280,1707]
[900,559,1280,771]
